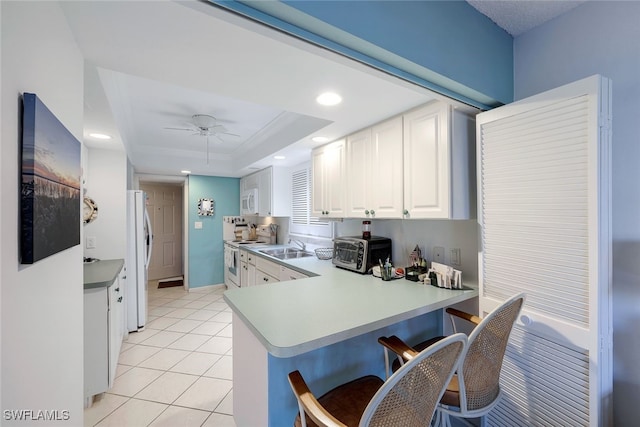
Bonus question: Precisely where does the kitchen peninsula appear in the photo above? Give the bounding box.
[224,248,477,426]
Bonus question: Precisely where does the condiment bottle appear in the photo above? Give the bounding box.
[362,220,371,239]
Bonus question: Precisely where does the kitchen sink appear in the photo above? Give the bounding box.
[259,248,315,260]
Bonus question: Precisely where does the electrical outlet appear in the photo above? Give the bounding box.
[432,246,444,264]
[194,221,203,229]
[450,248,461,266]
[86,236,96,249]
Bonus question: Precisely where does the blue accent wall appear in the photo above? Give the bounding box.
[188,175,240,288]
[213,0,513,107]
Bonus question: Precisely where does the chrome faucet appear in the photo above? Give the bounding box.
[289,239,306,251]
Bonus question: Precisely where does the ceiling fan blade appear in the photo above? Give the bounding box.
[213,134,225,144]
[164,127,195,131]
[219,132,240,137]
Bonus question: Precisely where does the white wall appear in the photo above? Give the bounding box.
[1,2,84,424]
[513,2,640,423]
[84,148,127,260]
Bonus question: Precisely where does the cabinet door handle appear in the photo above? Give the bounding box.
[370,209,375,215]
[122,276,126,280]
[263,277,269,282]
[365,210,370,215]
[115,288,120,292]
[403,209,409,216]
[117,296,123,303]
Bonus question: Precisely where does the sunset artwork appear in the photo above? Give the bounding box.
[21,93,81,264]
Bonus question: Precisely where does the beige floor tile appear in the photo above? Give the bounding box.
[135,371,199,404]
[84,393,128,427]
[203,302,228,311]
[196,336,232,355]
[120,342,135,353]
[183,300,211,309]
[215,390,233,415]
[173,377,232,411]
[160,299,192,308]
[169,352,221,376]
[164,308,198,319]
[118,345,161,366]
[203,355,232,380]
[115,364,133,379]
[140,330,185,348]
[185,310,217,321]
[165,319,204,333]
[137,348,191,371]
[217,324,233,338]
[196,293,224,302]
[209,311,232,323]
[167,334,211,351]
[125,328,160,344]
[94,398,167,427]
[146,316,180,330]
[190,321,226,336]
[148,406,211,427]
[108,367,164,397]
[148,306,177,317]
[201,412,236,427]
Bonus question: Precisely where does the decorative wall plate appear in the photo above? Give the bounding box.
[198,198,215,216]
[83,197,98,224]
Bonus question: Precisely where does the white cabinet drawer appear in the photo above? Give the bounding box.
[256,256,280,278]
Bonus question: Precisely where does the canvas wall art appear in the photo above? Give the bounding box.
[21,93,81,264]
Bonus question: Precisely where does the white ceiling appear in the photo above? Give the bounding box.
[467,0,586,36]
[61,1,582,179]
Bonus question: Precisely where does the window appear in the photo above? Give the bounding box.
[290,163,332,237]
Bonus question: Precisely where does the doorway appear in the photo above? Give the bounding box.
[140,182,184,282]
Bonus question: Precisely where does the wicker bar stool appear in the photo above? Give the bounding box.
[287,333,467,427]
[378,293,525,427]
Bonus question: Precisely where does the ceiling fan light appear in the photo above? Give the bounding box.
[191,114,217,129]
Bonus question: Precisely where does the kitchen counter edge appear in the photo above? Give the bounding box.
[83,259,124,290]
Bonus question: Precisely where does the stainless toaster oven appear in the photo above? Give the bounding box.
[332,236,392,274]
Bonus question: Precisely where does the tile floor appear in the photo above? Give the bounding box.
[84,282,236,427]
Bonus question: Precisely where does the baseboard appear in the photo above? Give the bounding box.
[189,283,226,293]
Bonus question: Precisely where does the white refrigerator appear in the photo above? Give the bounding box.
[126,190,153,332]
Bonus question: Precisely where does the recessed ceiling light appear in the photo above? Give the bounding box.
[312,136,330,143]
[316,92,342,106]
[181,170,191,174]
[274,155,286,160]
[89,133,112,140]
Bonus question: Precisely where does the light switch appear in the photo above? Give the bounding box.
[86,236,96,249]
[194,221,203,229]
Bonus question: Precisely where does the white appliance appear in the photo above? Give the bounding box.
[126,190,153,332]
[224,242,240,288]
[241,188,258,216]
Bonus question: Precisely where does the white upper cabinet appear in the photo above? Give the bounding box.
[346,116,404,218]
[242,166,291,217]
[403,102,474,219]
[311,139,346,218]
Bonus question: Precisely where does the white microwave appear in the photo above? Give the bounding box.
[241,189,258,216]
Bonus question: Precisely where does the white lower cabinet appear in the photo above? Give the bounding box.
[256,256,280,285]
[240,249,256,287]
[279,266,308,281]
[84,268,125,400]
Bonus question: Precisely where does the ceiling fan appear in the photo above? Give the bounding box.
[164,114,239,164]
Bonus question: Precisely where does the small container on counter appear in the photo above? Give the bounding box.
[362,220,371,239]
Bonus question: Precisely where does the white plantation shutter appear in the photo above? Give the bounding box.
[477,76,612,426]
[290,166,330,236]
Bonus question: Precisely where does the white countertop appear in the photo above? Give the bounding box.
[223,246,478,357]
